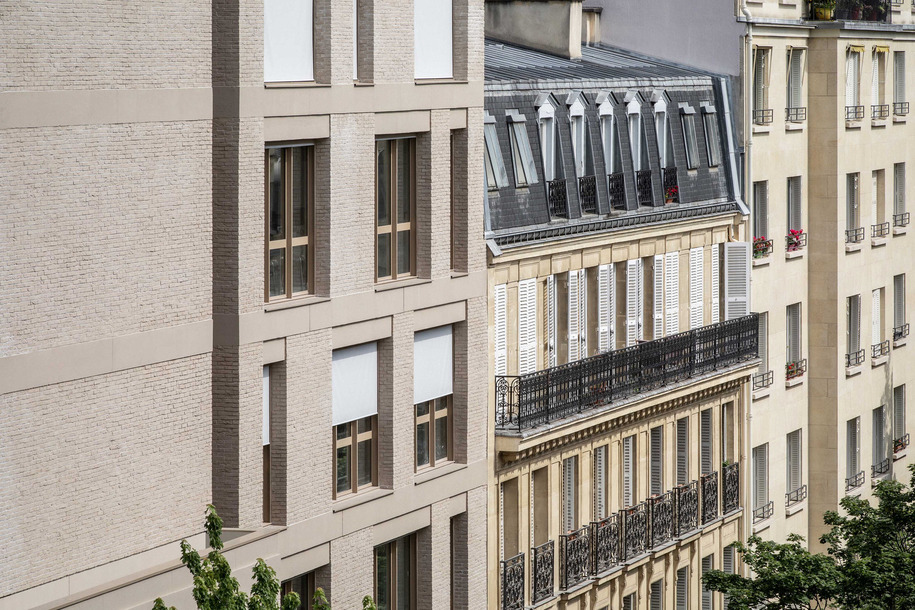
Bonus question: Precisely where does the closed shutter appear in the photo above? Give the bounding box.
[650,580,663,610]
[787,304,801,363]
[895,52,906,103]
[579,270,588,357]
[629,113,641,171]
[872,53,880,105]
[710,245,720,324]
[789,49,803,108]
[654,255,665,338]
[623,594,634,610]
[623,435,635,507]
[594,445,607,519]
[689,247,704,329]
[787,430,802,492]
[677,418,689,485]
[676,567,689,610]
[788,177,802,231]
[724,243,751,320]
[848,296,861,354]
[626,259,641,346]
[895,163,906,216]
[494,284,507,376]
[753,444,768,509]
[759,312,769,372]
[569,271,581,362]
[547,275,557,367]
[847,418,859,478]
[754,49,767,111]
[563,457,576,532]
[701,555,713,610]
[846,52,859,107]
[874,407,886,464]
[665,252,680,335]
[518,279,537,375]
[895,275,905,328]
[895,385,906,440]
[700,409,712,475]
[753,181,769,238]
[873,289,882,346]
[723,546,735,610]
[598,264,612,351]
[650,426,663,496]
[872,172,879,228]
[847,174,859,230]
[499,481,504,559]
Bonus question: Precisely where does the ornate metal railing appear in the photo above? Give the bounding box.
[786,107,807,122]
[578,175,598,215]
[846,349,865,367]
[752,501,773,523]
[872,340,890,359]
[753,109,774,125]
[636,169,653,206]
[723,462,740,514]
[811,0,891,20]
[701,471,719,524]
[590,514,621,574]
[548,179,569,218]
[872,222,891,238]
[846,105,865,120]
[663,167,679,203]
[894,101,909,116]
[872,104,890,120]
[786,231,807,252]
[500,553,525,610]
[872,457,891,478]
[623,502,649,560]
[846,471,865,491]
[649,492,674,548]
[531,540,554,604]
[608,172,626,210]
[894,323,909,341]
[846,227,865,243]
[559,526,591,591]
[894,212,910,227]
[753,370,773,390]
[753,238,773,259]
[786,484,807,506]
[895,433,910,453]
[495,314,759,431]
[786,359,807,380]
[675,481,699,535]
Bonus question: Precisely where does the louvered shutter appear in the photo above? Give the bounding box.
[700,409,712,475]
[895,275,905,328]
[650,580,663,610]
[895,52,906,104]
[874,407,886,463]
[568,271,580,362]
[788,430,801,492]
[710,245,720,324]
[789,50,803,109]
[623,435,634,507]
[872,173,879,228]
[676,568,689,610]
[677,418,689,485]
[654,255,664,338]
[753,444,768,508]
[594,445,607,519]
[626,259,640,346]
[758,312,769,372]
[623,595,634,610]
[723,546,735,610]
[547,275,557,367]
[895,163,906,216]
[665,252,680,335]
[873,289,882,346]
[651,426,663,496]
[598,264,612,351]
[848,296,861,354]
[701,556,713,610]
[847,174,859,230]
[787,304,801,363]
[518,278,537,375]
[895,386,906,440]
[563,457,576,531]
[872,53,880,105]
[788,177,802,231]
[753,182,769,238]
[689,247,704,329]
[754,49,767,111]
[846,52,859,107]
[578,270,588,357]
[494,284,507,376]
[847,418,860,478]
[724,242,751,320]
[637,259,644,341]
[499,481,505,559]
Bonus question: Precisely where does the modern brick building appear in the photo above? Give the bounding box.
[0,1,487,608]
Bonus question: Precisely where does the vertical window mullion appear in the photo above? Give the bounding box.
[285,149,294,298]
[391,143,399,280]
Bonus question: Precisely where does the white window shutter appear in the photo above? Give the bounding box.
[579,270,588,357]
[895,386,906,440]
[654,255,664,338]
[872,53,880,104]
[494,284,507,376]
[623,435,634,507]
[677,418,689,485]
[846,52,858,107]
[665,252,680,335]
[895,163,906,216]
[789,50,803,108]
[594,445,606,519]
[568,270,581,362]
[689,247,704,329]
[626,260,639,346]
[724,242,751,320]
[787,304,801,363]
[872,289,882,346]
[710,245,720,324]
[787,430,801,492]
[547,275,557,368]
[518,279,537,375]
[650,426,663,496]
[700,409,712,475]
[753,181,769,238]
[499,481,504,559]
[598,264,612,351]
[895,52,906,104]
[895,275,906,328]
[637,259,644,341]
[753,444,768,508]
[758,312,769,372]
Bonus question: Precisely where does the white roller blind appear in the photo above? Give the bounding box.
[677,417,689,485]
[623,435,635,507]
[710,245,720,324]
[895,52,906,103]
[332,342,378,425]
[518,279,537,375]
[665,252,680,335]
[547,275,557,367]
[700,409,712,475]
[263,366,271,446]
[724,243,751,320]
[787,429,802,492]
[689,247,704,329]
[414,0,453,79]
[895,385,906,440]
[847,418,860,478]
[650,426,663,496]
[654,255,664,338]
[895,274,906,328]
[873,289,882,345]
[414,326,453,403]
[264,0,315,83]
[598,264,613,352]
[494,284,507,376]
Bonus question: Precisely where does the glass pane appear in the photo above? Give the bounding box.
[281,575,306,610]
[377,233,392,279]
[292,245,308,294]
[357,439,373,486]
[416,401,430,417]
[358,417,373,434]
[435,415,448,462]
[435,396,449,411]
[336,445,351,494]
[395,537,411,610]
[269,149,285,241]
[269,249,286,298]
[416,421,430,467]
[336,423,352,440]
[396,230,411,276]
[292,147,308,238]
[396,139,412,224]
[375,546,390,610]
[377,141,391,227]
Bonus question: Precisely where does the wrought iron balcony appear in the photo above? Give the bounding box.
[846,105,865,121]
[608,172,626,210]
[753,238,773,259]
[872,222,890,238]
[559,526,590,590]
[622,502,649,560]
[548,179,569,218]
[786,358,807,380]
[701,471,719,524]
[894,323,909,341]
[649,492,674,548]
[872,340,890,359]
[894,212,910,227]
[495,314,759,431]
[500,553,525,610]
[531,540,554,604]
[846,349,865,367]
[846,470,865,492]
[590,514,621,574]
[872,104,890,120]
[894,101,910,116]
[723,462,740,514]
[786,107,807,122]
[753,108,774,125]
[786,230,806,252]
[895,433,910,454]
[578,175,598,215]
[753,370,774,390]
[786,484,807,506]
[752,501,774,523]
[636,169,653,206]
[675,481,699,535]
[872,457,891,478]
[663,167,679,203]
[846,227,865,244]
[811,0,891,20]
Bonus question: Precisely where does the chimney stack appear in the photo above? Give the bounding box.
[485,0,583,59]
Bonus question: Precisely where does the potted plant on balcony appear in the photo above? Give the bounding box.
[812,0,836,20]
[665,185,679,204]
[753,236,769,259]
[849,0,864,19]
[787,228,804,252]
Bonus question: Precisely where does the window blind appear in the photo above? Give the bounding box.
[594,445,607,519]
[677,417,689,485]
[874,406,886,464]
[753,444,768,509]
[650,580,663,610]
[895,385,906,440]
[331,343,378,426]
[895,163,906,216]
[414,325,453,403]
[846,52,860,107]
[413,0,453,79]
[262,366,271,446]
[788,49,803,109]
[626,259,643,346]
[848,295,861,354]
[847,418,860,479]
[787,429,802,493]
[563,456,577,531]
[710,245,720,324]
[701,555,713,610]
[758,312,769,372]
[753,181,769,238]
[788,177,802,232]
[895,274,906,328]
[623,435,636,507]
[787,303,801,363]
[598,264,614,352]
[700,409,713,475]
[264,0,315,82]
[654,255,665,338]
[873,289,882,346]
[847,173,859,230]
[676,567,689,610]
[547,275,557,367]
[895,52,906,104]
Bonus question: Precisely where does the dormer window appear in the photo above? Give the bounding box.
[627,97,643,172]
[700,102,721,167]
[507,111,539,187]
[538,102,558,182]
[679,103,699,170]
[484,113,508,190]
[653,95,673,169]
[598,98,620,174]
[569,97,586,177]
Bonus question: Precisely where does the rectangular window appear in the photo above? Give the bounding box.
[872,170,885,226]
[518,278,538,374]
[376,138,415,281]
[895,163,906,216]
[846,50,861,108]
[787,177,802,232]
[332,343,379,498]
[623,435,636,507]
[723,545,736,610]
[758,312,769,374]
[847,417,861,480]
[494,284,507,376]
[895,274,906,329]
[532,467,549,545]
[753,181,768,238]
[266,146,313,301]
[701,555,713,610]
[650,426,664,496]
[681,109,699,169]
[414,397,451,469]
[787,48,804,112]
[701,105,721,167]
[752,443,769,509]
[677,417,689,485]
[723,242,750,321]
[872,50,886,106]
[894,51,906,105]
[594,444,609,519]
[787,303,802,364]
[374,534,416,609]
[787,429,802,493]
[700,409,713,475]
[650,579,664,610]
[847,295,862,355]
[562,456,578,531]
[568,269,587,362]
[628,110,642,172]
[264,0,314,82]
[263,365,272,523]
[413,0,452,79]
[676,566,689,610]
[601,112,621,174]
[623,593,636,610]
[847,173,860,231]
[722,402,735,463]
[484,120,508,190]
[508,116,539,187]
[665,252,680,336]
[500,478,519,558]
[874,405,887,466]
[625,259,644,347]
[689,247,704,329]
[873,288,884,345]
[596,264,615,353]
[754,48,770,115]
[895,385,906,443]
[571,111,587,177]
[413,326,453,470]
[540,111,557,182]
[281,571,315,610]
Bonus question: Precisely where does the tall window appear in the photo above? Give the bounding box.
[689,247,704,329]
[677,417,690,485]
[894,51,907,114]
[846,49,862,111]
[650,579,664,610]
[594,444,609,519]
[872,49,886,107]
[787,303,802,364]
[263,366,273,522]
[847,417,861,481]
[264,0,314,82]
[722,402,735,463]
[600,104,622,175]
[787,177,802,232]
[374,534,416,609]
[753,181,769,238]
[700,409,713,475]
[847,173,860,232]
[562,456,578,532]
[753,48,771,122]
[413,0,453,79]
[266,146,312,301]
[650,426,664,496]
[787,48,804,117]
[872,170,885,226]
[570,99,587,177]
[681,107,700,169]
[484,118,508,190]
[895,163,906,217]
[874,405,887,467]
[414,326,453,469]
[376,138,415,281]
[758,312,769,374]
[507,114,539,187]
[623,593,636,610]
[787,429,802,494]
[628,102,643,172]
[895,385,907,445]
[539,103,557,182]
[500,478,519,558]
[847,295,862,357]
[753,444,769,510]
[873,288,884,346]
[676,566,689,610]
[282,571,315,610]
[701,555,714,610]
[895,274,906,331]
[701,103,721,167]
[623,435,636,507]
[332,343,378,497]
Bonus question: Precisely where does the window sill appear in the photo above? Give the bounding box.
[846,242,862,253]
[785,122,805,131]
[846,120,862,130]
[872,355,888,367]
[264,81,329,89]
[332,488,393,513]
[893,115,907,124]
[872,119,887,128]
[354,80,374,87]
[752,257,771,267]
[786,500,806,517]
[752,124,771,134]
[752,519,771,534]
[752,386,771,401]
[893,226,908,235]
[264,294,330,312]
[414,461,465,485]
[872,236,887,247]
[450,270,469,278]
[786,249,805,260]
[786,376,805,388]
[894,448,908,461]
[846,364,863,377]
[894,337,907,348]
[413,78,468,86]
[374,277,431,292]
[872,473,891,487]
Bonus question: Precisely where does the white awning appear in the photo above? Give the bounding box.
[332,343,378,426]
[414,326,453,404]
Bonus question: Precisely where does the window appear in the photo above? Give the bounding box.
[600,101,622,175]
[623,593,636,610]
[650,426,664,496]
[787,429,802,494]
[872,170,885,227]
[701,103,721,167]
[787,48,804,115]
[847,295,862,356]
[895,385,906,443]
[787,177,802,232]
[266,146,313,301]
[281,571,315,610]
[753,48,771,119]
[872,49,886,107]
[332,343,378,497]
[625,259,644,347]
[689,247,704,329]
[680,105,699,169]
[701,555,713,610]
[569,98,587,177]
[723,545,736,610]
[700,409,713,475]
[264,0,314,82]
[539,103,557,182]
[484,118,508,190]
[895,163,906,216]
[873,288,884,346]
[753,181,768,238]
[507,113,539,187]
[723,242,751,320]
[627,99,643,172]
[677,417,689,485]
[623,434,636,507]
[655,96,674,169]
[665,252,680,336]
[758,312,769,374]
[263,366,272,522]
[895,274,906,330]
[847,173,860,232]
[594,444,609,519]
[596,263,616,353]
[517,278,538,374]
[376,138,415,281]
[494,284,507,376]
[374,534,416,609]
[650,579,664,610]
[413,0,452,79]
[874,405,887,467]
[787,303,802,364]
[562,456,578,532]
[722,402,735,463]
[676,567,689,610]
[414,326,453,469]
[846,49,862,110]
[753,444,769,510]
[894,51,906,110]
[568,270,587,362]
[500,478,519,558]
[532,467,549,545]
[847,418,861,481]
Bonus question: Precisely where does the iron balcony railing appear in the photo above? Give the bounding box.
[895,433,911,453]
[786,484,808,506]
[649,492,674,548]
[812,0,892,20]
[500,553,525,610]
[531,540,554,604]
[846,349,866,367]
[636,169,653,206]
[590,514,621,575]
[579,175,598,215]
[894,101,910,116]
[872,340,890,359]
[872,457,891,478]
[872,222,891,238]
[846,470,866,492]
[623,502,649,560]
[663,167,679,203]
[753,108,774,125]
[723,462,740,514]
[548,179,569,218]
[786,107,807,122]
[752,501,774,523]
[786,231,807,252]
[608,172,626,210]
[753,370,774,390]
[495,315,759,431]
[701,471,719,524]
[753,238,773,259]
[675,481,699,535]
[786,358,807,380]
[559,526,591,591]
[846,227,865,243]
[846,105,865,120]
[894,323,910,341]
[894,212,910,227]
[872,104,890,120]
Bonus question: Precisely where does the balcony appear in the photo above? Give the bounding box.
[548,179,569,218]
[753,370,773,390]
[872,104,890,121]
[786,484,808,507]
[786,358,807,381]
[846,227,865,244]
[846,105,865,121]
[786,230,806,255]
[753,237,773,261]
[752,501,774,523]
[663,167,679,203]
[578,175,598,215]
[500,552,525,610]
[753,108,773,125]
[872,221,890,241]
[623,503,649,559]
[894,323,910,342]
[636,169,653,206]
[872,340,890,360]
[846,349,865,367]
[495,315,759,432]
[649,492,674,548]
[723,462,740,514]
[608,172,626,210]
[675,481,699,535]
[559,526,591,590]
[895,433,910,454]
[846,470,865,492]
[590,514,621,574]
[701,471,719,524]
[532,540,554,604]
[810,0,891,21]
[894,102,909,116]
[894,212,910,227]
[786,107,807,122]
[872,457,891,478]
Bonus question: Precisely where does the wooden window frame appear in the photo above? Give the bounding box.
[375,137,416,282]
[414,394,453,470]
[265,145,314,302]
[374,534,417,610]
[333,415,377,499]
[281,571,316,610]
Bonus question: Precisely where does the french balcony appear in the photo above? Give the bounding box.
[547,179,569,218]
[894,212,910,235]
[846,227,865,244]
[786,358,807,381]
[810,0,891,21]
[753,237,773,261]
[872,340,890,361]
[872,222,890,245]
[636,169,653,206]
[846,105,865,121]
[590,514,621,575]
[675,481,699,535]
[752,501,774,523]
[723,462,740,514]
[846,471,866,492]
[622,502,649,560]
[578,175,598,215]
[753,108,774,125]
[531,540,554,604]
[895,433,911,454]
[845,349,865,368]
[786,107,807,122]
[786,484,808,507]
[663,167,679,203]
[872,457,891,478]
[559,526,591,590]
[608,172,626,210]
[894,323,910,344]
[649,491,675,548]
[701,471,719,524]
[872,104,890,121]
[494,315,759,432]
[500,552,525,610]
[894,101,910,116]
[786,230,806,255]
[753,370,773,390]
